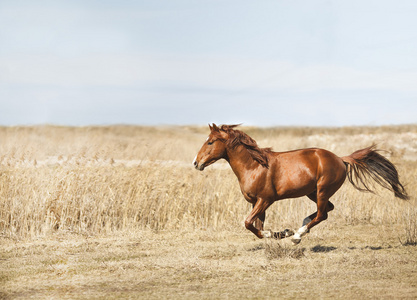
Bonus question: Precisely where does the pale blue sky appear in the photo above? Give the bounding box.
[1,0,417,126]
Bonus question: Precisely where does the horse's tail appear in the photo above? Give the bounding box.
[341,145,409,200]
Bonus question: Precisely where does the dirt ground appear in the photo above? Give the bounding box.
[2,224,416,299]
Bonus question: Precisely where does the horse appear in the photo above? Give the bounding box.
[193,124,408,244]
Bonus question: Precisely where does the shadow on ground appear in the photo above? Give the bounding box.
[311,245,337,253]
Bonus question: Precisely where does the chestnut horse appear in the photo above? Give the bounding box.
[193,124,408,244]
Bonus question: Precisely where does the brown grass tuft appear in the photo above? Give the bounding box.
[400,206,417,246]
[264,240,305,259]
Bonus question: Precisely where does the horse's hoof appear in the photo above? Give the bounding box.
[291,235,301,245]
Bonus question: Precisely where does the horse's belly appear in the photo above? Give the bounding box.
[275,171,317,199]
[277,186,316,199]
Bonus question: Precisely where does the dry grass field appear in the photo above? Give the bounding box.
[1,125,417,299]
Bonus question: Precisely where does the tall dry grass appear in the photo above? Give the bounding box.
[0,125,416,239]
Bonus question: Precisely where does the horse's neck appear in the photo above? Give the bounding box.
[226,145,259,180]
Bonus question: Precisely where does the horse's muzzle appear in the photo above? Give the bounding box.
[193,159,205,171]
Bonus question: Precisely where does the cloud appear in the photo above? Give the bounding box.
[2,54,417,94]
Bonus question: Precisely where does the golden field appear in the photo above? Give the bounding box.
[1,125,417,299]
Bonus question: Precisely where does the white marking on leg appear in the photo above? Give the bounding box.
[261,230,272,238]
[297,225,309,237]
[192,155,197,165]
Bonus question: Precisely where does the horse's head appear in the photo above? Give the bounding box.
[193,123,230,171]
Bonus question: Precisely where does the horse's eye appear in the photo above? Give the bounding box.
[208,141,214,145]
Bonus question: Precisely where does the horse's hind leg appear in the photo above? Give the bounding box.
[302,191,334,226]
[291,190,336,245]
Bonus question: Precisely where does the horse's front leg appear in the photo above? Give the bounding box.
[254,209,265,231]
[245,198,272,238]
[247,199,294,239]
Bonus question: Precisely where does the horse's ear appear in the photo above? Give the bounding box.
[208,123,213,131]
[212,123,220,132]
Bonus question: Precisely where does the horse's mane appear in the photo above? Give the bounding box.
[217,124,273,168]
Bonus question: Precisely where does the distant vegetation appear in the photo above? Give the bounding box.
[1,125,416,239]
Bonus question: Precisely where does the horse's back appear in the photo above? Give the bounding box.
[274,147,344,167]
